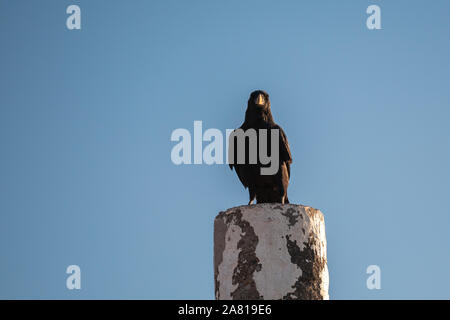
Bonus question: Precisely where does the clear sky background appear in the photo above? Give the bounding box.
[1,0,450,299]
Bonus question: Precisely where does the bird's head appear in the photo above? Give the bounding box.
[248,90,270,110]
[245,90,274,124]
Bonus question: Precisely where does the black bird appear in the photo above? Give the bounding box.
[229,90,292,204]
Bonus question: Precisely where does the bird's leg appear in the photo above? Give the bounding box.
[248,188,256,205]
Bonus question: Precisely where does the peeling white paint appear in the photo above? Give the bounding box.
[216,221,242,299]
[322,264,330,300]
[242,205,304,300]
[306,207,329,300]
[215,204,329,300]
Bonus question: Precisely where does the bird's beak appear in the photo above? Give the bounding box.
[254,93,265,106]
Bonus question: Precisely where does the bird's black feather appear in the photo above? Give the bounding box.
[229,90,292,204]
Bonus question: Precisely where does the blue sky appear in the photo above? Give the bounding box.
[1,0,450,299]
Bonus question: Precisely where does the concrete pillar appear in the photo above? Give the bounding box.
[214,203,329,300]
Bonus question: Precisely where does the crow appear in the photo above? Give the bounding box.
[229,90,292,204]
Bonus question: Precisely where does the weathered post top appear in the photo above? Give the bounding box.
[214,203,329,300]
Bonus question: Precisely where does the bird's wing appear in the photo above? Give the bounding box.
[275,125,292,178]
[231,164,249,189]
[228,127,249,188]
